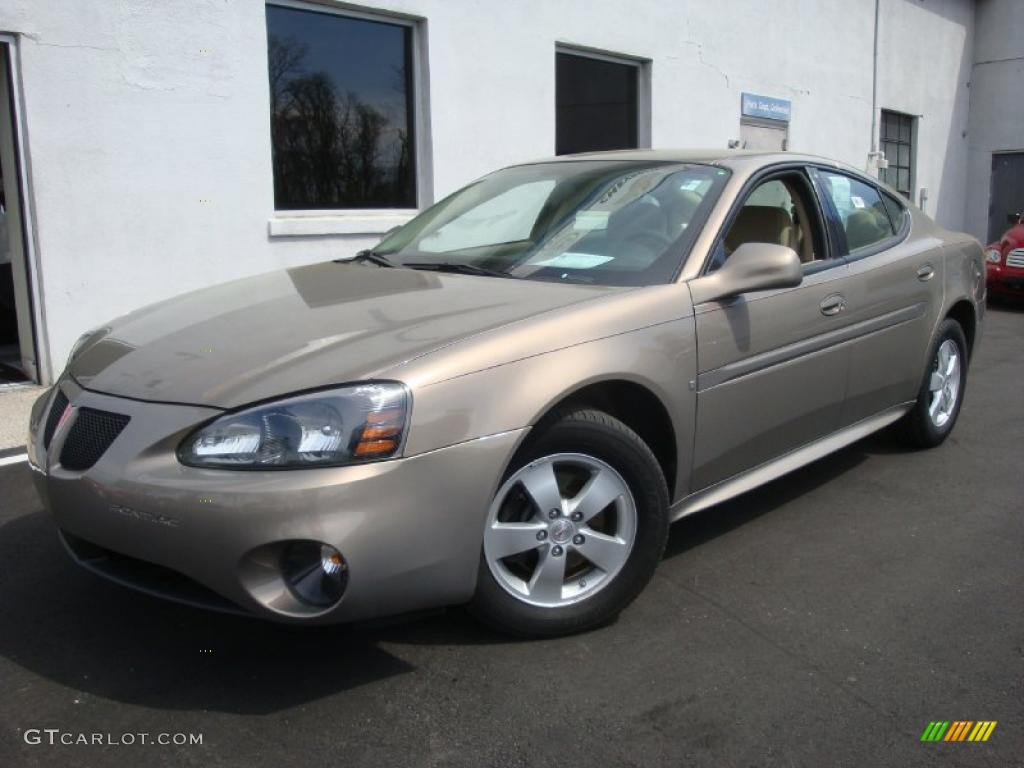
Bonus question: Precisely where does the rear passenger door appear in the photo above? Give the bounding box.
[690,167,857,491]
[812,168,940,426]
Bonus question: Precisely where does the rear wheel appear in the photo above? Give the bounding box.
[899,318,969,448]
[469,409,669,637]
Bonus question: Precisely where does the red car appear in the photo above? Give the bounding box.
[986,212,1024,301]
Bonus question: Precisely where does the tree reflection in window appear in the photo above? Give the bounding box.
[267,5,415,210]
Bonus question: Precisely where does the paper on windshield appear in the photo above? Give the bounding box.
[531,252,615,269]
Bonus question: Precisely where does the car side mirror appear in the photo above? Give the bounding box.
[689,242,803,305]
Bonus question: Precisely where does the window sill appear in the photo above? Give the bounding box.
[268,211,417,238]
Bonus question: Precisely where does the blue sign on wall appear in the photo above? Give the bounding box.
[741,92,792,122]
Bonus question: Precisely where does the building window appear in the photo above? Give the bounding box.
[266,3,416,210]
[556,49,645,156]
[879,110,914,200]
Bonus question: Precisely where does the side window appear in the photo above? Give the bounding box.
[819,171,895,252]
[880,190,909,233]
[709,173,823,272]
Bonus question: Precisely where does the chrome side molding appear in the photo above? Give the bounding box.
[670,403,913,521]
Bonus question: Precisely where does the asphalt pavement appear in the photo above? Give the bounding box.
[0,304,1021,768]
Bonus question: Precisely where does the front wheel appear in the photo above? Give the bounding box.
[469,409,669,637]
[899,318,969,448]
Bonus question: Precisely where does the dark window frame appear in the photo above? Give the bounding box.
[265,1,425,212]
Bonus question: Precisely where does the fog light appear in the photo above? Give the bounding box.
[281,541,348,607]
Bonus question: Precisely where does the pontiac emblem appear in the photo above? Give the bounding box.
[109,504,181,527]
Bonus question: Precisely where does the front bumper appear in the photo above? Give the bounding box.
[29,379,526,624]
[986,264,1024,298]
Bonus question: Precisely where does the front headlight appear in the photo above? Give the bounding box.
[178,382,409,469]
[985,248,1003,264]
[66,326,109,366]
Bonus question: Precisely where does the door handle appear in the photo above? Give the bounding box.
[917,264,935,281]
[820,294,846,316]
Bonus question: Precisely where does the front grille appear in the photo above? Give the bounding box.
[42,389,69,449]
[1006,248,1024,268]
[59,407,130,471]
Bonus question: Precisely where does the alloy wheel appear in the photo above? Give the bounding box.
[928,338,961,428]
[483,453,637,608]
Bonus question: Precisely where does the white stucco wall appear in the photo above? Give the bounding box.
[0,0,979,382]
[965,0,1024,242]
[877,0,974,227]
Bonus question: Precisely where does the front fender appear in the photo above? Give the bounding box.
[400,317,698,502]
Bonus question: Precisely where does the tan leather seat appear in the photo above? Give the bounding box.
[724,205,795,254]
[845,209,891,251]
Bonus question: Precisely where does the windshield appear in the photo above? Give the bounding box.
[374,160,729,286]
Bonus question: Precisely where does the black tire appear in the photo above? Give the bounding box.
[898,318,969,449]
[469,408,669,637]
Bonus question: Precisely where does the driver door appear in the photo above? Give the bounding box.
[690,168,854,491]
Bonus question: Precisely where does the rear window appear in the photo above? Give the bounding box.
[819,171,895,252]
[880,190,909,232]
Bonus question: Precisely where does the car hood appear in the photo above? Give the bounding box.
[68,262,619,408]
[999,223,1024,251]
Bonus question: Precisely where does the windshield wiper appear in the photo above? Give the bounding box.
[339,250,395,268]
[402,261,517,279]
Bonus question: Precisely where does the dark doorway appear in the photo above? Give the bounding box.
[0,42,36,383]
[989,151,1024,243]
[555,51,639,156]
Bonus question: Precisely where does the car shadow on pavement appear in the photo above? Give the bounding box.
[0,510,423,715]
[663,443,869,560]
[0,435,885,715]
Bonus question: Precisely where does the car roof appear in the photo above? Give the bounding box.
[530,147,854,173]
[551,148,770,163]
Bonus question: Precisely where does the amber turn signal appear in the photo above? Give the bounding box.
[353,408,405,458]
